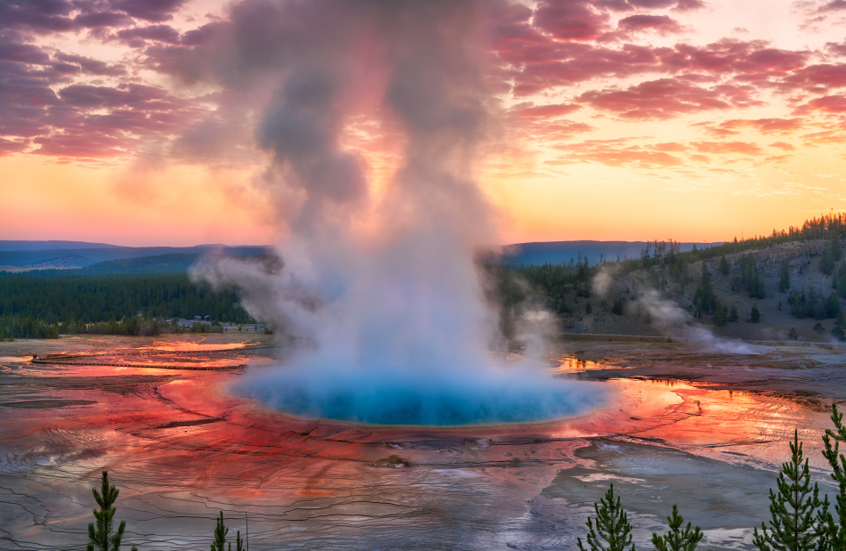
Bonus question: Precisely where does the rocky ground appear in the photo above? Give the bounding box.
[0,334,844,550]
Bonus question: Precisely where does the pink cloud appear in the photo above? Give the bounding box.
[577,78,761,120]
[692,141,764,155]
[794,95,846,114]
[769,141,796,150]
[512,103,581,118]
[817,0,846,12]
[717,117,804,133]
[114,25,181,47]
[786,64,846,90]
[616,14,684,35]
[533,1,610,41]
[653,141,688,152]
[554,139,686,167]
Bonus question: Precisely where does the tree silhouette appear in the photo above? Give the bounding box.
[651,505,705,551]
[819,403,846,548]
[210,511,245,551]
[578,484,636,551]
[86,471,137,551]
[720,254,729,276]
[753,430,825,551]
[779,259,791,293]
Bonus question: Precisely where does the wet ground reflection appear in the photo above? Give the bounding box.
[0,335,843,550]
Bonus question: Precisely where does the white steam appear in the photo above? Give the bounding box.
[190,0,605,425]
[592,265,764,355]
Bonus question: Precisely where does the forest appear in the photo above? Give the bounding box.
[3,212,846,340]
[504,212,846,340]
[0,272,254,339]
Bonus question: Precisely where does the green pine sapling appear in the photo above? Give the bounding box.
[753,429,826,551]
[210,511,245,551]
[211,511,228,551]
[818,403,846,549]
[86,471,138,551]
[651,505,705,551]
[577,484,636,551]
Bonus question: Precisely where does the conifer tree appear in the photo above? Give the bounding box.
[612,299,624,316]
[832,232,842,262]
[651,505,704,551]
[694,263,718,317]
[826,293,842,319]
[779,259,791,293]
[86,471,138,551]
[578,484,636,551]
[753,430,825,551]
[817,403,846,549]
[210,511,245,551]
[211,511,228,551]
[821,243,835,275]
[720,254,729,276]
[751,303,761,323]
[714,302,727,326]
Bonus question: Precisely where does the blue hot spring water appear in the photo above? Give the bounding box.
[235,364,605,426]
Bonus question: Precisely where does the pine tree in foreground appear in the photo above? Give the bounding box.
[753,429,825,551]
[211,511,228,551]
[651,505,705,551]
[210,511,245,551]
[86,471,138,551]
[578,484,636,551]
[818,403,846,550]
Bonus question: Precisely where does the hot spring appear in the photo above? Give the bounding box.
[234,356,606,426]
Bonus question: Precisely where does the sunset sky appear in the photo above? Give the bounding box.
[2,0,846,247]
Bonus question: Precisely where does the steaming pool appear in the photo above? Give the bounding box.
[234,367,606,426]
[2,334,845,551]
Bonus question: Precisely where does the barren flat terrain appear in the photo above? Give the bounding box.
[0,334,843,550]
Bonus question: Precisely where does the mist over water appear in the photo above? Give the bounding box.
[192,0,606,425]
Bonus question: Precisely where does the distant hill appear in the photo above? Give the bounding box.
[505,240,724,266]
[0,240,119,251]
[0,244,271,268]
[75,253,201,275]
[24,254,94,269]
[75,253,279,275]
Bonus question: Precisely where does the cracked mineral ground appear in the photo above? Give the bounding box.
[0,333,844,550]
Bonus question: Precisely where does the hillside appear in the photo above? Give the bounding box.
[525,238,845,343]
[0,244,271,270]
[505,240,722,266]
[0,240,119,251]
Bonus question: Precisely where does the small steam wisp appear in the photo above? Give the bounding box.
[192,0,605,426]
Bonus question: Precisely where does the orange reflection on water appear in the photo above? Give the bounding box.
[573,377,826,468]
[7,340,833,508]
[145,340,252,352]
[554,356,603,373]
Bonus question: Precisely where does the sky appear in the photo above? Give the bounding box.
[1,0,846,247]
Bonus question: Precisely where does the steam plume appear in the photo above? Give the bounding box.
[592,264,764,355]
[191,0,604,425]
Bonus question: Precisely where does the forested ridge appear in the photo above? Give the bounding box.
[0,272,255,339]
[503,212,846,340]
[3,211,846,340]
